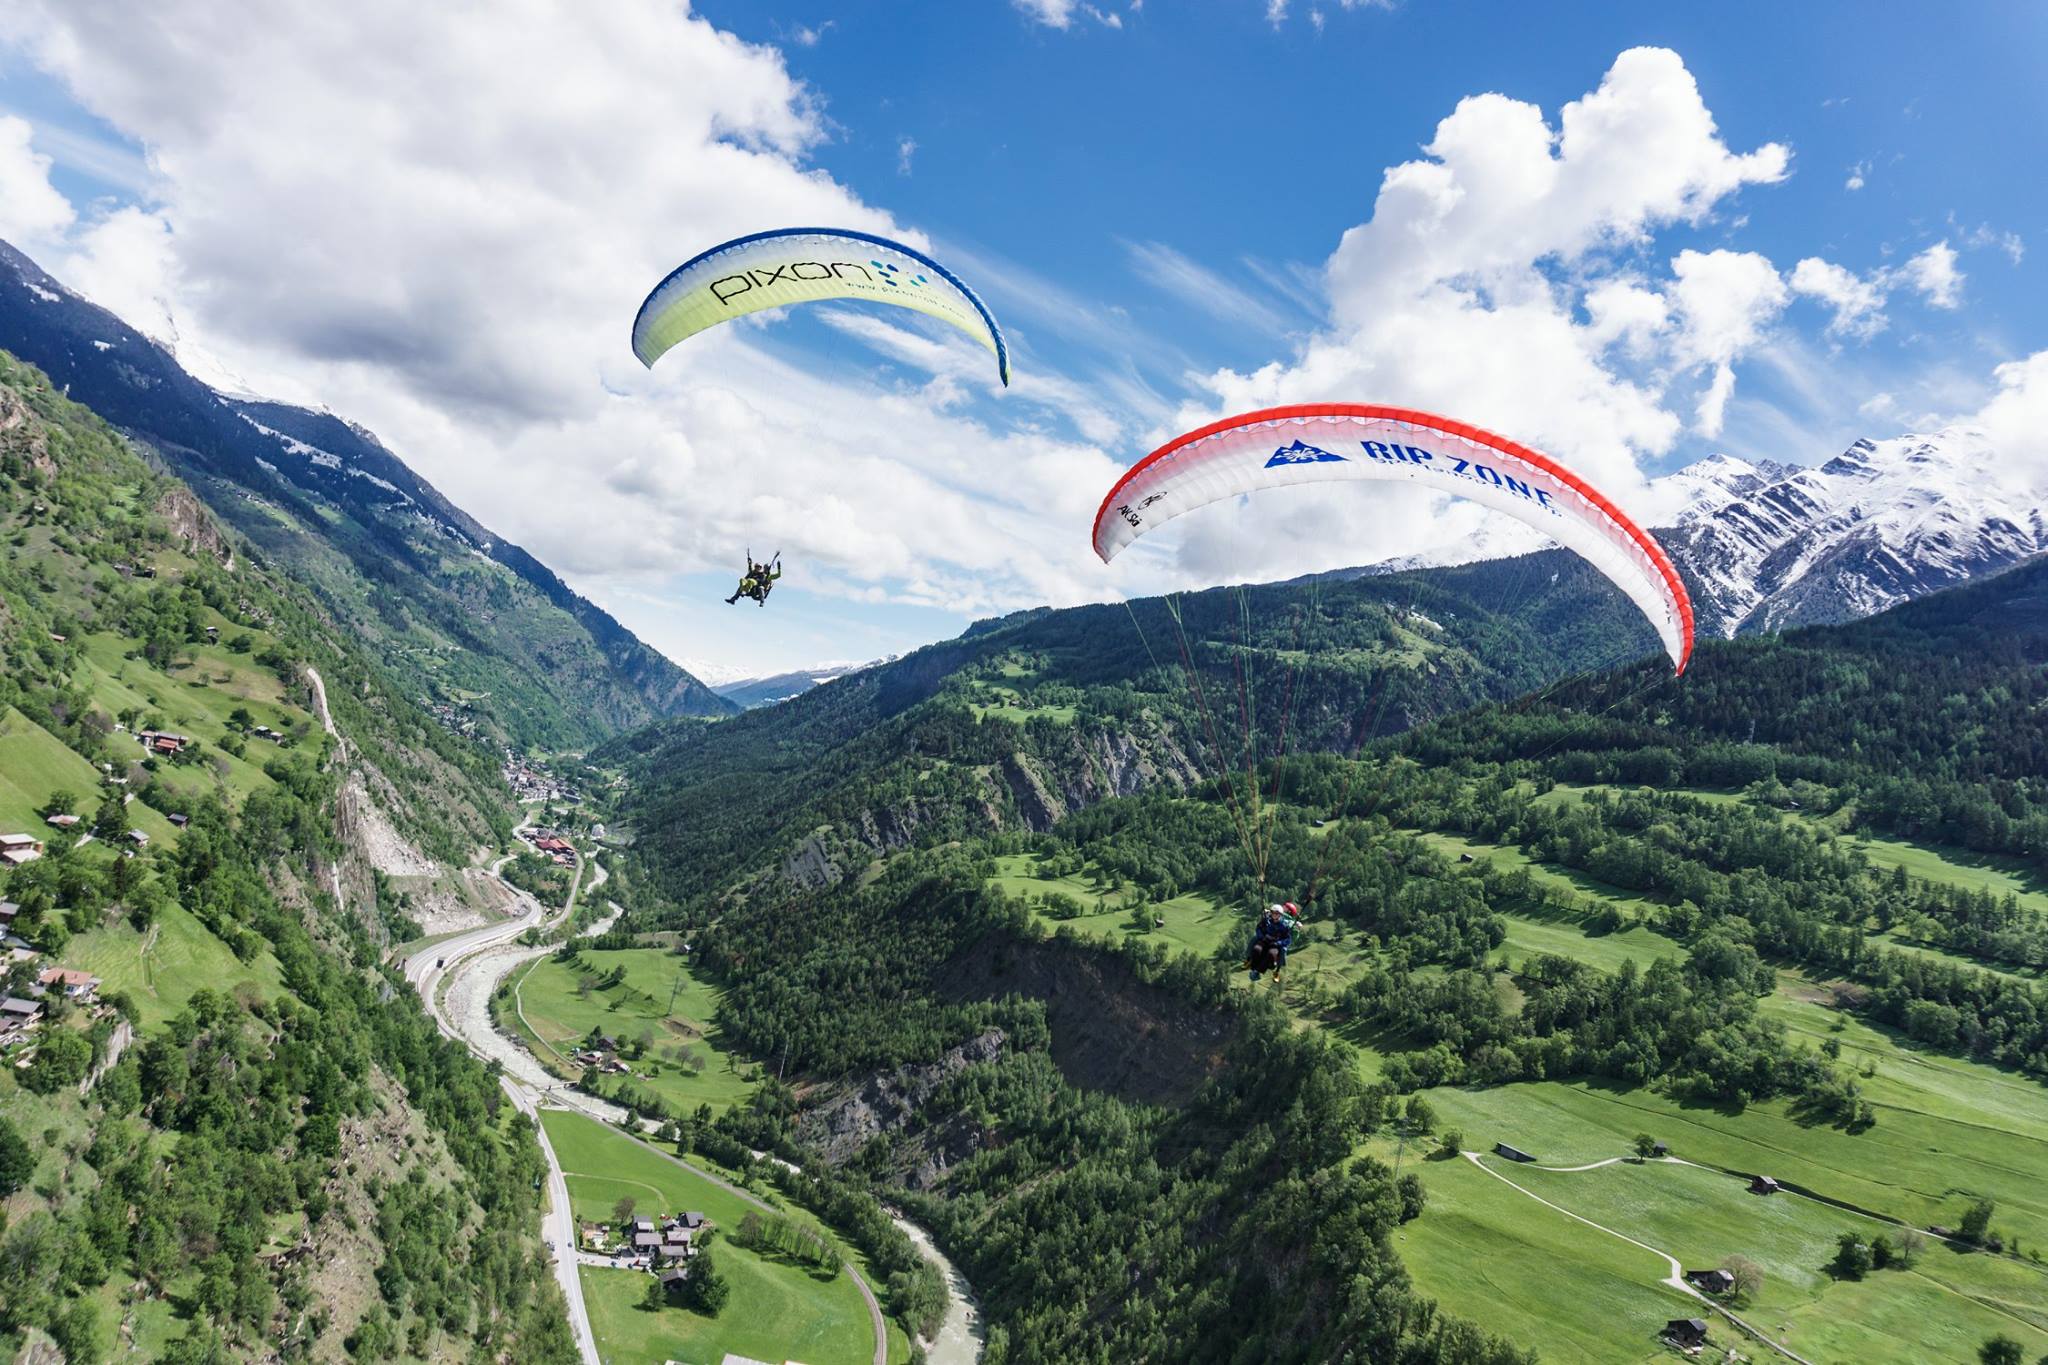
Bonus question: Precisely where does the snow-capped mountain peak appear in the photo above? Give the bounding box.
[1657,427,2048,639]
[1657,453,1798,517]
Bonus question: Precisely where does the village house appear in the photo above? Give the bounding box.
[0,900,18,927]
[580,1223,605,1249]
[38,967,101,1002]
[137,731,192,756]
[1685,1268,1735,1295]
[167,813,190,827]
[1,996,43,1038]
[0,834,45,866]
[1748,1175,1780,1195]
[656,1267,689,1299]
[127,830,150,847]
[44,813,81,829]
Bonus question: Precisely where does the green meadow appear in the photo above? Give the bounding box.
[57,901,288,1033]
[506,947,758,1115]
[539,1110,898,1365]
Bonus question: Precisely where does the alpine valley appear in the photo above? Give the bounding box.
[4,232,2048,1365]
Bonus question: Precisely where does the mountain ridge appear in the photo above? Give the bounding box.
[0,238,735,748]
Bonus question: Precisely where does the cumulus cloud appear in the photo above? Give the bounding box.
[1966,350,2048,481]
[0,0,1155,673]
[1173,48,1789,580]
[1789,256,1886,340]
[0,115,76,247]
[1902,240,1963,309]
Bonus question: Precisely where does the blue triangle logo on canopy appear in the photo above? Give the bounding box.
[1265,439,1349,468]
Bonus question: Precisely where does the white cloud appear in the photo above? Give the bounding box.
[790,20,833,47]
[1964,350,2048,482]
[1012,0,1077,26]
[0,115,76,247]
[0,0,1158,675]
[896,136,917,176]
[1789,256,1886,340]
[1266,0,1289,24]
[1171,49,1790,582]
[1902,240,1962,308]
[1668,248,1787,369]
[1844,159,1868,191]
[1953,218,2023,266]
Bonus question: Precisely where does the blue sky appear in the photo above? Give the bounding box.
[1,1,2044,679]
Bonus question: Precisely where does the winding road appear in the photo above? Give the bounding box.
[402,827,604,1365]
[397,805,979,1365]
[403,835,909,1365]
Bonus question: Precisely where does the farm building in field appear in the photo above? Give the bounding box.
[44,813,80,828]
[0,834,45,866]
[1685,1268,1735,1294]
[1663,1318,1708,1349]
[1748,1175,1780,1195]
[1493,1143,1536,1163]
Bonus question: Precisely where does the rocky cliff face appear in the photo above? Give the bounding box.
[795,1029,1007,1187]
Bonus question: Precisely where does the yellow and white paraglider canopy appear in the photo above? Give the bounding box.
[632,227,1010,386]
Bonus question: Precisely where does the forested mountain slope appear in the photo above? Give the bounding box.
[1406,552,2048,876]
[0,352,575,1362]
[0,239,734,750]
[599,554,2048,1363]
[603,548,1660,902]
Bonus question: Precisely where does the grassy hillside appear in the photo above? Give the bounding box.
[0,351,573,1362]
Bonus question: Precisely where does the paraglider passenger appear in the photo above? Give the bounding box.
[1246,902,1298,981]
[724,552,782,606]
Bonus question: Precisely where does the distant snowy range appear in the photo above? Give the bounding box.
[711,430,2046,708]
[1656,432,2047,639]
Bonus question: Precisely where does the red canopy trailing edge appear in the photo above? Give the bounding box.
[1091,404,1694,673]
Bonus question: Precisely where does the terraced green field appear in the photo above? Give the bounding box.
[1375,802,2048,1362]
[505,947,757,1115]
[1845,832,2048,915]
[57,902,287,1032]
[539,1111,892,1365]
[992,852,1242,960]
[0,704,104,834]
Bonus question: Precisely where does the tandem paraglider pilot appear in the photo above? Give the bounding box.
[1246,902,1299,982]
[725,550,781,607]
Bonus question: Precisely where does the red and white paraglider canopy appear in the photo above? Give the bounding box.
[1091,404,1694,673]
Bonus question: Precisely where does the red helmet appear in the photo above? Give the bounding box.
[1283,901,1300,917]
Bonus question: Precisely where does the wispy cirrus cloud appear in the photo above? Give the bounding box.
[1124,239,1298,335]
